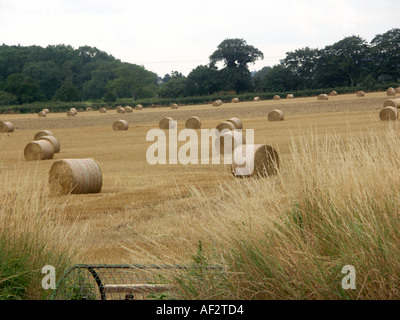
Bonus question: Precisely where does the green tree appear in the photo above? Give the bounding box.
[253,66,272,91]
[0,45,29,82]
[162,74,171,83]
[158,77,189,98]
[53,81,82,102]
[209,38,263,93]
[169,71,185,79]
[82,63,115,100]
[23,61,63,100]
[0,44,159,103]
[187,65,221,95]
[209,38,264,69]
[106,63,158,100]
[255,64,300,92]
[315,36,370,87]
[282,47,320,89]
[44,44,77,69]
[76,46,114,65]
[220,66,253,93]
[103,90,116,103]
[4,73,46,104]
[371,28,400,82]
[60,58,83,89]
[0,90,18,106]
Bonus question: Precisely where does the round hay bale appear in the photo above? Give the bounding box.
[67,110,77,116]
[171,103,178,109]
[48,158,102,195]
[383,98,400,108]
[37,135,60,153]
[185,116,201,129]
[117,107,125,114]
[116,105,123,111]
[273,95,281,100]
[0,121,14,133]
[226,117,243,129]
[329,91,337,96]
[232,98,239,103]
[268,110,284,121]
[38,111,47,117]
[34,130,55,140]
[231,144,279,178]
[135,104,143,110]
[124,106,133,113]
[395,87,400,94]
[356,91,365,97]
[216,130,246,155]
[287,94,294,99]
[212,100,222,107]
[317,94,329,100]
[379,106,398,121]
[254,97,261,101]
[99,107,107,113]
[42,108,50,113]
[216,121,235,134]
[86,107,94,112]
[387,89,396,96]
[24,140,55,161]
[159,117,176,129]
[112,120,129,131]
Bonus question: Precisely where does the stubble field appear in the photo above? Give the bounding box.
[0,92,395,266]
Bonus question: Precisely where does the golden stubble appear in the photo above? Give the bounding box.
[0,91,396,266]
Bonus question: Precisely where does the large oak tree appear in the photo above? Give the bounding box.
[209,38,264,93]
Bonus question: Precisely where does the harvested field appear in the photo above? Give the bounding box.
[0,91,395,264]
[0,93,387,131]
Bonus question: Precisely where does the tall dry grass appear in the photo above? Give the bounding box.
[0,164,83,299]
[126,124,400,300]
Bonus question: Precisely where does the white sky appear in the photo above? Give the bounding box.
[0,0,399,77]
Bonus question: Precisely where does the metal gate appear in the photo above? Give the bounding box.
[50,264,221,300]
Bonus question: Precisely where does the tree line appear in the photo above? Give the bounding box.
[0,44,159,105]
[0,28,399,106]
[254,28,400,93]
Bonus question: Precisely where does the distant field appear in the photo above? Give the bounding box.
[0,91,395,264]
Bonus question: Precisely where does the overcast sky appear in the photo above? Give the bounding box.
[0,0,399,77]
